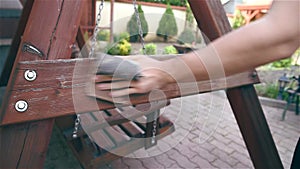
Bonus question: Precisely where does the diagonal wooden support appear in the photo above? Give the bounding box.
[188,0,283,168]
[0,0,85,168]
[0,0,283,168]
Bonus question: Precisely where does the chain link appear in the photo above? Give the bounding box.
[151,110,159,144]
[72,114,81,138]
[73,0,104,138]
[89,0,104,58]
[73,0,157,146]
[132,0,146,53]
[132,0,157,146]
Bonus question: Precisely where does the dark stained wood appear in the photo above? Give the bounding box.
[109,109,144,138]
[65,112,174,168]
[0,58,259,125]
[0,1,282,168]
[89,115,175,167]
[0,0,85,168]
[77,26,86,49]
[67,102,168,138]
[227,85,283,168]
[188,0,283,168]
[80,0,96,27]
[189,0,231,41]
[17,119,54,167]
[0,123,28,168]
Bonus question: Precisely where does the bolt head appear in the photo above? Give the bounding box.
[15,100,28,112]
[24,70,37,81]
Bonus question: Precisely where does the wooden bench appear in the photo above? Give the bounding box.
[55,102,174,168]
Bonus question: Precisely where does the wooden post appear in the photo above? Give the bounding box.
[188,0,283,168]
[0,0,84,168]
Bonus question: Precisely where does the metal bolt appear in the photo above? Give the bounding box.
[251,71,258,78]
[24,70,37,81]
[15,100,28,112]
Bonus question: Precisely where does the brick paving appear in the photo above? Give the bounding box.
[105,91,300,169]
[44,90,299,169]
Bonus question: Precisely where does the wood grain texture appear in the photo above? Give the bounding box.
[0,58,259,125]
[0,0,85,168]
[188,0,283,168]
[227,86,284,168]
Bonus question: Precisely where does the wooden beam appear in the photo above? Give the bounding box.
[188,0,283,168]
[0,58,258,125]
[0,0,85,168]
[227,85,284,168]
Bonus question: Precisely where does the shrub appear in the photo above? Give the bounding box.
[127,4,149,42]
[114,32,130,42]
[271,58,292,68]
[156,4,178,42]
[97,30,110,41]
[185,2,194,28]
[177,28,195,44]
[141,0,185,7]
[107,39,131,56]
[141,43,157,55]
[163,45,178,54]
[232,10,246,29]
[255,83,279,99]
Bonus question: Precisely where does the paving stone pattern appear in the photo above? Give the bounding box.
[45,91,300,169]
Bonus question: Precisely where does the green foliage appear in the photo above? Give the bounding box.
[156,4,178,42]
[292,48,300,65]
[185,2,194,28]
[232,10,246,29]
[255,83,279,99]
[127,4,149,42]
[84,31,89,42]
[141,0,185,6]
[114,32,130,42]
[107,39,131,56]
[97,30,110,41]
[163,45,178,54]
[177,28,195,44]
[167,0,186,7]
[141,43,157,55]
[271,58,292,68]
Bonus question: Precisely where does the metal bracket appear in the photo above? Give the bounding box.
[22,43,44,57]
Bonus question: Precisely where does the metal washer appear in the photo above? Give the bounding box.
[15,100,28,112]
[24,70,37,81]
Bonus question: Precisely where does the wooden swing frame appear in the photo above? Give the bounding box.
[0,0,283,168]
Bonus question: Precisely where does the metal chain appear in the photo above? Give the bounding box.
[89,0,104,58]
[132,0,146,53]
[73,0,104,139]
[151,110,159,144]
[132,0,157,144]
[72,114,81,138]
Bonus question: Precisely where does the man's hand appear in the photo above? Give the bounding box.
[94,55,174,97]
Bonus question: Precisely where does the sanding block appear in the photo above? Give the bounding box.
[86,54,142,103]
[95,54,142,80]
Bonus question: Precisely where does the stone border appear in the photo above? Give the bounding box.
[259,96,297,111]
[116,0,187,11]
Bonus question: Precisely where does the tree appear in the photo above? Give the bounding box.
[156,4,178,42]
[127,4,149,42]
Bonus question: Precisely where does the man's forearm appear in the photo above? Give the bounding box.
[163,0,300,82]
